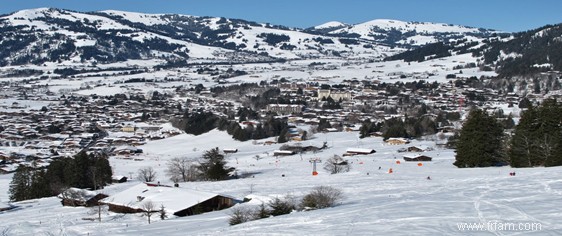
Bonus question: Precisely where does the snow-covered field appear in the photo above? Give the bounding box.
[1,129,560,235]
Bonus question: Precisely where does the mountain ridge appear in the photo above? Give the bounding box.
[0,8,495,67]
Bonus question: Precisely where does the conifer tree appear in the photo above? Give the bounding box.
[454,109,506,168]
[9,166,32,201]
[198,147,234,181]
[509,99,562,167]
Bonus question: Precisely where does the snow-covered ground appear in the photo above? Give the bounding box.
[1,129,560,235]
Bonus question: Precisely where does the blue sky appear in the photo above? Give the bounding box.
[1,0,561,32]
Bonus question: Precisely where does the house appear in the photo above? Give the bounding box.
[266,104,304,114]
[99,183,237,217]
[343,148,376,156]
[403,154,432,162]
[385,138,410,145]
[121,124,136,133]
[223,148,238,154]
[402,145,432,152]
[273,150,296,156]
[58,188,109,207]
[112,175,128,183]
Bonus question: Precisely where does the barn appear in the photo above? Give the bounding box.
[58,188,109,207]
[403,154,433,162]
[343,148,376,156]
[273,150,296,156]
[99,183,238,217]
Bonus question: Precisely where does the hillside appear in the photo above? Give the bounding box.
[307,19,496,48]
[0,130,559,235]
[386,23,562,78]
[0,8,495,68]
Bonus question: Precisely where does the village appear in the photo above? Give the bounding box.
[0,64,560,222]
[1,67,551,176]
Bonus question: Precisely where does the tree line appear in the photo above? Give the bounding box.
[454,99,562,168]
[9,152,112,202]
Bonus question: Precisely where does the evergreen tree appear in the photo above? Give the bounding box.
[509,99,562,167]
[454,109,506,168]
[198,148,234,181]
[316,118,332,132]
[30,169,51,199]
[9,166,32,202]
[277,127,289,143]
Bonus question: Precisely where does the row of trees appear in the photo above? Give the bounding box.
[138,147,235,183]
[171,107,289,142]
[359,115,438,140]
[454,99,562,168]
[9,152,113,202]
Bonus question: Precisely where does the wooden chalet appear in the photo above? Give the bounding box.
[343,148,376,156]
[385,138,410,145]
[99,183,237,217]
[112,175,128,183]
[273,150,296,156]
[58,188,109,207]
[403,154,433,162]
[223,148,238,154]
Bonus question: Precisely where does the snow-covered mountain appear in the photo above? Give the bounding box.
[0,8,496,67]
[311,19,495,47]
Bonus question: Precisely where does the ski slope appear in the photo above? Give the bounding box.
[0,129,560,235]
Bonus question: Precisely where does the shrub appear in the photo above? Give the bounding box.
[253,203,271,219]
[301,186,343,209]
[229,207,254,225]
[268,196,296,216]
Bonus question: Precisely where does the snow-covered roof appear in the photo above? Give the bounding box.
[57,187,105,201]
[346,148,375,154]
[99,183,231,213]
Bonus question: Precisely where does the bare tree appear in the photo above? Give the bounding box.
[137,167,157,182]
[323,155,350,174]
[141,200,157,224]
[166,157,197,182]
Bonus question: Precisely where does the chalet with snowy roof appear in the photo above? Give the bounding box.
[385,138,410,145]
[343,148,376,156]
[273,150,296,156]
[58,188,109,207]
[403,154,432,162]
[112,175,128,183]
[99,183,237,217]
[223,148,238,154]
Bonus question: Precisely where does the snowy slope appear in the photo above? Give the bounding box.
[0,130,559,235]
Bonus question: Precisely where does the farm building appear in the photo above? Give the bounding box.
[273,150,296,156]
[58,188,109,207]
[343,148,376,156]
[112,175,128,183]
[385,138,410,145]
[223,148,238,154]
[403,154,433,162]
[99,183,238,217]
